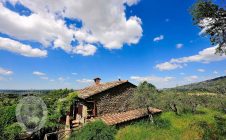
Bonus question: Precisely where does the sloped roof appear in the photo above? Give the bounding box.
[100,107,162,125]
[78,80,134,99]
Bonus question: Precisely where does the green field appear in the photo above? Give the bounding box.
[116,107,226,140]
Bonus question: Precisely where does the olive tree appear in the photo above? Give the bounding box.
[190,0,226,54]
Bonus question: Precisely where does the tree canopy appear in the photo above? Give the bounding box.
[190,0,226,54]
[132,81,158,108]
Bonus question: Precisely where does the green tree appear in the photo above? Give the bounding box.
[190,0,226,54]
[0,105,17,138]
[3,123,23,140]
[132,81,158,109]
[70,120,116,140]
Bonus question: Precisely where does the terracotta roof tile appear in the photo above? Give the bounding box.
[99,107,162,125]
[77,80,132,99]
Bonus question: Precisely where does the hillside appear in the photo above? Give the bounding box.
[166,76,226,94]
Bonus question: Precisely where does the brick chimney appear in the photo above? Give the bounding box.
[94,77,101,86]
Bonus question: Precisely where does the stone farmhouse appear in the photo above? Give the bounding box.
[65,78,162,129]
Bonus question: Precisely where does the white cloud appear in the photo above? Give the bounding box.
[73,44,97,56]
[197,69,205,72]
[0,0,143,56]
[0,37,47,57]
[76,78,93,83]
[33,71,46,76]
[184,75,198,82]
[213,71,218,74]
[176,43,183,49]
[155,62,182,71]
[130,75,174,85]
[156,46,226,71]
[153,35,164,42]
[0,67,13,75]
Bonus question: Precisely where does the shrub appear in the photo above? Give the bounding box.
[214,115,226,139]
[70,120,116,140]
[185,121,217,140]
[154,118,171,129]
[3,123,23,140]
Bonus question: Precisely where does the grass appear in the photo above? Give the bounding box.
[115,107,226,140]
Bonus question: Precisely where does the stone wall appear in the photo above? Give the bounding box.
[90,82,137,116]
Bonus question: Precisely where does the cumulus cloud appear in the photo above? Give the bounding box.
[197,69,205,72]
[156,46,226,71]
[130,75,175,87]
[153,35,164,42]
[76,78,93,83]
[0,0,143,56]
[0,37,47,57]
[0,67,13,75]
[176,43,183,49]
[33,71,46,76]
[155,62,183,71]
[73,44,97,56]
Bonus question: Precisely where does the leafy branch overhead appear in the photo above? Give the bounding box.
[190,0,226,54]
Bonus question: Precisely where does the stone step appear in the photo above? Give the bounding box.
[72,123,80,128]
[72,120,80,124]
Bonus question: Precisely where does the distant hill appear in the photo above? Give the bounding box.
[166,76,226,94]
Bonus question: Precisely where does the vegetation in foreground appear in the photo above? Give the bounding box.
[116,108,226,140]
[70,121,116,140]
[69,80,226,140]
[0,89,75,140]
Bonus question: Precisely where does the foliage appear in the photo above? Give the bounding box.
[154,117,171,129]
[70,120,116,140]
[214,115,226,139]
[56,91,78,116]
[3,123,23,140]
[156,91,226,115]
[41,89,74,127]
[0,105,17,138]
[190,121,216,140]
[0,89,74,139]
[190,0,226,54]
[132,81,158,108]
[116,108,226,140]
[167,76,226,94]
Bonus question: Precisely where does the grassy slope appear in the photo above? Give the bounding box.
[116,107,226,140]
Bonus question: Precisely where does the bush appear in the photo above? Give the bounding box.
[3,123,23,140]
[214,115,226,139]
[185,121,216,140]
[70,120,116,140]
[154,118,171,129]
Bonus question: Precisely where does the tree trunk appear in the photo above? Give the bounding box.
[147,107,154,123]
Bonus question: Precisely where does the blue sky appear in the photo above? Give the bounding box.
[0,0,225,89]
